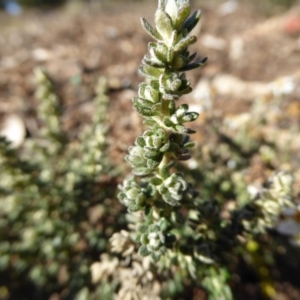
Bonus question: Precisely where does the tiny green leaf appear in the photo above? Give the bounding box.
[133,167,153,176]
[141,17,162,41]
[175,5,191,29]
[174,35,197,53]
[139,245,151,257]
[155,9,174,43]
[150,177,163,186]
[160,142,171,152]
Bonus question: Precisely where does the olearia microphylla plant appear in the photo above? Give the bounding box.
[111,0,298,299]
[118,0,207,262]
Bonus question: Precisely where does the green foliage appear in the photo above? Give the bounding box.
[105,0,299,299]
[202,267,233,300]
[0,70,119,299]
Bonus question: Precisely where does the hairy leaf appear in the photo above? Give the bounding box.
[141,17,162,40]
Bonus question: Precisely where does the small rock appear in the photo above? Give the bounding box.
[32,48,52,62]
[229,37,244,60]
[218,0,238,16]
[0,114,26,148]
[200,34,227,51]
[212,74,270,99]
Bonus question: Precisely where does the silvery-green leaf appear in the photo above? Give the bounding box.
[139,98,156,108]
[158,231,166,245]
[141,17,162,40]
[160,142,170,152]
[132,96,139,106]
[133,99,149,110]
[151,42,169,63]
[138,83,147,98]
[156,128,165,136]
[159,185,168,194]
[143,149,160,159]
[171,193,183,201]
[151,252,161,262]
[144,130,152,136]
[158,0,166,10]
[149,45,166,64]
[169,100,176,114]
[172,55,186,70]
[164,0,177,23]
[152,136,163,148]
[144,145,160,154]
[150,177,163,186]
[183,142,195,148]
[174,4,191,30]
[175,124,187,133]
[158,217,169,231]
[181,112,199,122]
[167,48,174,63]
[183,9,201,33]
[136,194,145,205]
[147,158,161,168]
[128,146,143,156]
[170,115,179,124]
[174,35,197,53]
[163,94,179,101]
[176,104,189,117]
[136,136,146,147]
[144,119,156,127]
[149,224,160,232]
[146,86,160,102]
[168,186,179,194]
[126,187,140,198]
[159,166,169,179]
[155,9,174,43]
[144,136,153,147]
[125,155,145,167]
[162,194,180,206]
[164,118,173,127]
[128,204,140,213]
[150,80,160,90]
[178,175,188,187]
[143,55,166,68]
[138,224,149,234]
[171,79,182,91]
[169,30,177,47]
[134,105,156,117]
[139,66,163,80]
[159,72,168,90]
[150,103,161,115]
[134,167,153,176]
[139,244,151,256]
[118,192,126,201]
